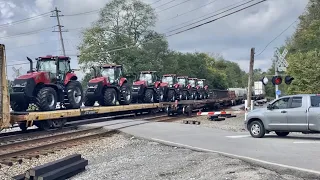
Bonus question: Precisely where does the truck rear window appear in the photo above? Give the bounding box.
[311,96,320,107]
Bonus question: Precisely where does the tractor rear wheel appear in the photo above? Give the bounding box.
[167,89,176,102]
[36,87,57,111]
[119,83,132,105]
[145,89,155,103]
[182,91,188,100]
[103,88,117,106]
[11,100,29,112]
[65,81,83,109]
[83,91,95,106]
[158,88,165,102]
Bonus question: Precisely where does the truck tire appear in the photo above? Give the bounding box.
[11,100,29,112]
[83,91,95,106]
[65,81,83,109]
[36,87,57,111]
[275,131,289,137]
[167,89,176,102]
[103,88,117,106]
[145,89,155,103]
[119,83,132,105]
[249,120,265,138]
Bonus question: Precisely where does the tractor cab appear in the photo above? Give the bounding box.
[100,64,123,85]
[177,76,188,87]
[188,78,198,88]
[35,55,71,82]
[197,79,205,88]
[138,71,159,86]
[162,74,177,87]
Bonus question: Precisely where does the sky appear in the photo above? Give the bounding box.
[0,0,309,81]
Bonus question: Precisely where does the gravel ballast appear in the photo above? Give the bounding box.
[0,132,310,180]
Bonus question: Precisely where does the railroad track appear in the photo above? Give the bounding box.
[0,114,191,167]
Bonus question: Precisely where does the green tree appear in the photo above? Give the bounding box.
[78,0,159,74]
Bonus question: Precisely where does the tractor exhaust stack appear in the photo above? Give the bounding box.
[27,57,33,72]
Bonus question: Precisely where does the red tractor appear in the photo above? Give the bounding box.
[176,76,191,100]
[83,64,132,106]
[160,74,183,102]
[188,77,200,100]
[197,78,209,99]
[131,71,164,103]
[10,55,83,111]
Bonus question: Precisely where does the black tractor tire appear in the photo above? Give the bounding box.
[83,91,95,106]
[119,83,132,105]
[182,90,189,100]
[65,81,83,109]
[189,91,196,100]
[145,89,155,103]
[275,131,290,137]
[11,100,29,112]
[167,89,176,102]
[36,87,58,111]
[249,120,265,138]
[103,88,117,106]
[158,88,165,102]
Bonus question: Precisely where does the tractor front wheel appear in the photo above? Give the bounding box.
[145,89,155,103]
[11,100,29,112]
[119,83,132,105]
[36,87,57,111]
[65,81,83,109]
[103,88,117,106]
[167,90,176,102]
[83,91,95,106]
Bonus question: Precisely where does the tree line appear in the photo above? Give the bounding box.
[77,0,248,90]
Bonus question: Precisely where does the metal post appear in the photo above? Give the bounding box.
[0,44,11,129]
[247,48,255,109]
[274,56,279,99]
[51,7,66,56]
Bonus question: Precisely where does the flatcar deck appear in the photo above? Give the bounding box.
[11,103,161,122]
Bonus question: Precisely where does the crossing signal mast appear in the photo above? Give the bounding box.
[260,48,294,98]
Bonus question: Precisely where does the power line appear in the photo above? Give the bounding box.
[0,11,51,29]
[166,0,257,34]
[164,0,251,31]
[255,18,298,57]
[167,0,267,37]
[151,0,162,5]
[154,0,176,9]
[158,0,221,23]
[64,9,100,17]
[77,0,266,57]
[0,26,53,40]
[156,0,192,13]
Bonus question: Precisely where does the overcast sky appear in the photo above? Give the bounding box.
[0,0,308,81]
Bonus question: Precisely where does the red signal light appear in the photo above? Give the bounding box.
[272,76,282,85]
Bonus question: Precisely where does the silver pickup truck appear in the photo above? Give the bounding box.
[244,94,320,138]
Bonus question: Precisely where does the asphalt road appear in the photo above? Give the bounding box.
[82,119,320,179]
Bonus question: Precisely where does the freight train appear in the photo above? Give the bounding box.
[0,45,247,132]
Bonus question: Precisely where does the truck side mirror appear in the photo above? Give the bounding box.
[267,104,273,110]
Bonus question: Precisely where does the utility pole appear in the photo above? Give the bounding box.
[247,48,255,109]
[51,7,67,56]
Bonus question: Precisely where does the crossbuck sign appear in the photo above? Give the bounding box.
[275,48,288,72]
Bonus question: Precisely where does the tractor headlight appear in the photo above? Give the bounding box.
[132,86,140,90]
[12,81,27,87]
[88,84,98,89]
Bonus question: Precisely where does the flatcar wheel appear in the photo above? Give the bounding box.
[19,122,28,132]
[52,119,65,129]
[37,120,52,131]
